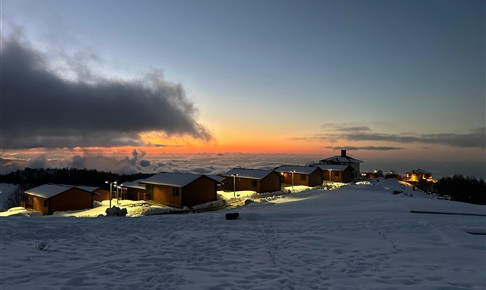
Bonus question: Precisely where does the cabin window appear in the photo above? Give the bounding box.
[300,174,307,181]
[172,188,180,197]
[43,199,48,207]
[333,171,340,177]
[251,180,257,187]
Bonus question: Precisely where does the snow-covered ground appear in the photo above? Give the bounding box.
[1,179,485,289]
[0,183,19,211]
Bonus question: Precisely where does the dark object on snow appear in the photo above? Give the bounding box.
[106,206,128,216]
[244,199,254,205]
[226,212,239,220]
[392,190,402,195]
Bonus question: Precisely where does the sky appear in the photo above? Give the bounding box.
[0,0,485,178]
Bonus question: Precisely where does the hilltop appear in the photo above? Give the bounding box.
[1,179,485,289]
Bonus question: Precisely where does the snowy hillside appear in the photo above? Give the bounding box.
[1,179,485,289]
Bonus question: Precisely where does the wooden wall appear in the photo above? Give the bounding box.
[182,177,217,207]
[49,188,93,215]
[152,184,181,208]
[127,188,146,201]
[94,188,110,201]
[260,172,282,193]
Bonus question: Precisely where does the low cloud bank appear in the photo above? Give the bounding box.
[307,123,486,149]
[2,151,485,180]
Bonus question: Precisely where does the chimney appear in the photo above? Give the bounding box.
[341,149,347,157]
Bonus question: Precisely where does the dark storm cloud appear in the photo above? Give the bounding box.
[313,125,485,148]
[325,146,403,151]
[1,36,211,149]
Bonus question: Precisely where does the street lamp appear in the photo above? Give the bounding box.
[329,169,332,182]
[231,174,238,197]
[291,170,295,192]
[105,180,117,208]
[116,185,122,205]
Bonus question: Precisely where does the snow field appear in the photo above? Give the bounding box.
[1,179,485,289]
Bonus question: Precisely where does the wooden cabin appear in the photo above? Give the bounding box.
[23,184,94,215]
[319,150,362,178]
[77,186,110,202]
[140,173,219,208]
[121,179,146,201]
[222,168,281,193]
[314,164,355,183]
[274,165,323,187]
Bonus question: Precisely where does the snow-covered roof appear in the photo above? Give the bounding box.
[25,184,73,199]
[222,168,275,180]
[121,179,146,190]
[207,175,225,183]
[314,164,350,171]
[76,186,100,192]
[140,173,207,187]
[320,156,362,164]
[274,165,320,175]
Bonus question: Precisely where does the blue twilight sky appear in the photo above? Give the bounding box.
[1,0,485,177]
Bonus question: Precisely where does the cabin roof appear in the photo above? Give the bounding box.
[25,184,74,199]
[76,186,100,192]
[140,173,207,187]
[222,168,275,180]
[121,179,146,190]
[320,155,363,164]
[207,175,225,183]
[274,165,320,174]
[314,164,350,171]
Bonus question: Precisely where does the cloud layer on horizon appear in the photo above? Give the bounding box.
[305,123,486,149]
[1,35,211,149]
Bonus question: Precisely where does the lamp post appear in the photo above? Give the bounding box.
[329,169,332,182]
[105,181,117,208]
[116,185,122,206]
[291,170,295,192]
[120,184,124,203]
[231,174,238,197]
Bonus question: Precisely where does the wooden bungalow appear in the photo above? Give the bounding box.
[23,184,94,215]
[222,168,281,193]
[274,165,323,187]
[140,173,219,208]
[121,179,146,201]
[314,164,355,183]
[77,186,110,202]
[319,150,362,178]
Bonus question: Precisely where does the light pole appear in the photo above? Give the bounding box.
[329,169,332,182]
[291,170,295,192]
[116,185,122,205]
[231,174,238,197]
[105,181,117,208]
